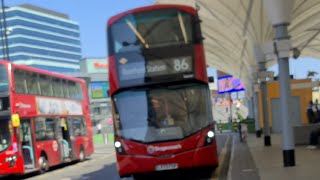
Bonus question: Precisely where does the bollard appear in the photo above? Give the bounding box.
[104,133,109,144]
[218,120,223,133]
[233,121,238,132]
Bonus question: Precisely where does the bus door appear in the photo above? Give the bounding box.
[66,118,77,160]
[20,119,35,170]
[57,118,72,162]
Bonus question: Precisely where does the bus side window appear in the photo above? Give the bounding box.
[35,117,55,141]
[63,80,70,98]
[71,118,86,137]
[52,78,63,98]
[39,74,52,96]
[68,81,76,99]
[26,72,39,95]
[14,69,27,94]
[75,83,83,100]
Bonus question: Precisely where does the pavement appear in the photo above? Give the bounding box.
[229,133,320,180]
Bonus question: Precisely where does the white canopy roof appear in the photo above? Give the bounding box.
[156,0,320,96]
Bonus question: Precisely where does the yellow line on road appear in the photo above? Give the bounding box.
[211,135,231,180]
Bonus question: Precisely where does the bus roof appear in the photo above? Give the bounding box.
[0,60,85,84]
[107,4,197,27]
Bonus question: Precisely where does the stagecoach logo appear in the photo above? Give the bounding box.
[15,102,31,109]
[159,129,166,134]
[119,58,128,64]
[147,144,182,154]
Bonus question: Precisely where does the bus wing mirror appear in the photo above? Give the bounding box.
[12,113,20,127]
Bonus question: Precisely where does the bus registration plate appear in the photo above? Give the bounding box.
[155,163,178,171]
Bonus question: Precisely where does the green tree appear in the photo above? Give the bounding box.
[307,71,318,78]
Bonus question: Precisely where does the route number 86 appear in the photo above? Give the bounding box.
[174,59,189,71]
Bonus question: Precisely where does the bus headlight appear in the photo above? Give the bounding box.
[114,141,121,148]
[204,131,215,146]
[114,141,126,155]
[207,131,215,138]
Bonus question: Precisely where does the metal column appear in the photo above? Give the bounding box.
[253,89,261,138]
[275,24,295,167]
[248,97,254,119]
[259,63,271,146]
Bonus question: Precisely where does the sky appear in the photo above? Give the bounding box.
[268,57,320,79]
[4,0,320,81]
[5,0,155,58]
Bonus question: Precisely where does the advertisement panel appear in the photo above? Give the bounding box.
[37,97,83,115]
[91,82,109,99]
[86,58,108,74]
[218,75,245,94]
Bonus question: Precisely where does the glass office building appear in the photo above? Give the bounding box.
[0,4,81,72]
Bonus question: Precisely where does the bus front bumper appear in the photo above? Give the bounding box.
[116,144,218,177]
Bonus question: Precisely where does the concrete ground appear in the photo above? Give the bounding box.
[219,132,320,180]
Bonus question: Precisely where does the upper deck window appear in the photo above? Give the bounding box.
[109,9,194,54]
[0,65,8,94]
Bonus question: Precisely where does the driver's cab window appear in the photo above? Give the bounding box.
[0,119,11,151]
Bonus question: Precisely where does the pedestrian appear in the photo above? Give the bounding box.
[307,101,315,124]
[306,128,320,150]
[315,99,320,123]
[97,123,102,134]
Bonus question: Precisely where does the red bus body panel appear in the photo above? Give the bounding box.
[116,126,218,176]
[0,138,24,175]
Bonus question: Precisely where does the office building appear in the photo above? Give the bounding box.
[66,57,111,129]
[0,4,81,72]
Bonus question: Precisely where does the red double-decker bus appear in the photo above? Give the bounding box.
[0,61,94,175]
[107,4,218,178]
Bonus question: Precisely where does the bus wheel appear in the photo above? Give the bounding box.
[38,155,49,173]
[79,147,85,162]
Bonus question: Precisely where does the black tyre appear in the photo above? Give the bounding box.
[38,155,49,174]
[79,147,85,162]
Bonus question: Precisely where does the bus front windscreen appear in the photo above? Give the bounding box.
[0,65,8,94]
[109,9,194,54]
[0,119,11,152]
[113,84,212,143]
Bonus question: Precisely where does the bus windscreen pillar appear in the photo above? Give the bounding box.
[263,0,295,167]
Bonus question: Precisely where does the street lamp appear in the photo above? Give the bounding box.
[0,0,9,61]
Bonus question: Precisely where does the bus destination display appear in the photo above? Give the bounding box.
[118,56,193,81]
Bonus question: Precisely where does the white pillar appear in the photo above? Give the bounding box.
[263,0,295,167]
